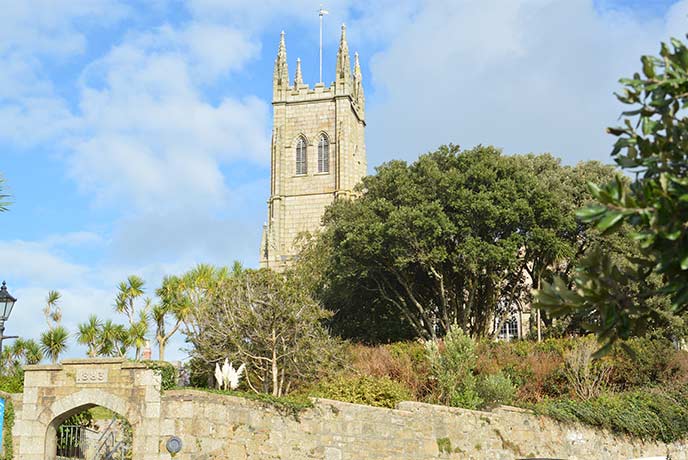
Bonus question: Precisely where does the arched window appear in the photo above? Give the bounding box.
[318,134,329,173]
[295,137,307,175]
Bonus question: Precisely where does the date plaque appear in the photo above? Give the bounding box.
[76,368,108,384]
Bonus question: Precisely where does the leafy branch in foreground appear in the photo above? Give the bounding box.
[536,36,688,349]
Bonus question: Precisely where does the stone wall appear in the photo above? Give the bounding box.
[11,360,687,459]
[14,358,162,460]
[158,390,687,460]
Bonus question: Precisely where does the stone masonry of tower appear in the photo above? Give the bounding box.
[260,25,366,269]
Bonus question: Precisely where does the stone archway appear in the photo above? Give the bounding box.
[44,390,135,459]
[15,358,162,460]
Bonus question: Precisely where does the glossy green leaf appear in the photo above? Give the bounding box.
[596,211,624,233]
[681,252,688,270]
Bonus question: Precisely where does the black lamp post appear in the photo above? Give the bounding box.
[0,282,18,357]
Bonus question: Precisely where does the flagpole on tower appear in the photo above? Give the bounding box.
[319,5,329,83]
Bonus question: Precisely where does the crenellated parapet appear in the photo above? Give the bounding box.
[272,26,365,121]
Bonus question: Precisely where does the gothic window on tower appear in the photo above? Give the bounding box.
[296,136,307,175]
[318,134,329,173]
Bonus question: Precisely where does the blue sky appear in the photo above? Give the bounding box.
[1,0,686,361]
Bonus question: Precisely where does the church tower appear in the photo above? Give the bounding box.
[260,26,367,269]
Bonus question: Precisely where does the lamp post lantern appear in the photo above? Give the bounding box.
[0,281,19,358]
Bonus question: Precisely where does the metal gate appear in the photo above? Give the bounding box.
[57,424,92,459]
[56,417,130,460]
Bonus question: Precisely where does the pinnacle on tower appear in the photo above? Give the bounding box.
[353,52,365,109]
[336,24,352,93]
[294,57,303,86]
[273,31,290,98]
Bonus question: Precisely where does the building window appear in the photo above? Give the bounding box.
[498,316,519,341]
[318,134,329,173]
[296,137,307,175]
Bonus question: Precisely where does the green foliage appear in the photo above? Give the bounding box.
[115,275,150,360]
[76,315,102,358]
[95,319,130,358]
[62,411,93,427]
[39,326,69,364]
[187,268,342,397]
[143,361,177,391]
[537,35,688,348]
[426,326,482,409]
[306,145,616,341]
[156,264,228,361]
[476,373,516,408]
[537,387,688,443]
[348,341,431,401]
[312,375,412,408]
[608,337,676,389]
[436,437,452,454]
[0,398,14,460]
[0,374,23,394]
[1,338,41,375]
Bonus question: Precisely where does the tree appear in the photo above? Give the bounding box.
[97,320,130,357]
[187,268,339,396]
[42,290,62,329]
[115,275,149,360]
[1,338,41,374]
[77,315,102,358]
[39,290,68,364]
[536,36,688,349]
[40,326,69,364]
[155,264,228,361]
[310,145,614,341]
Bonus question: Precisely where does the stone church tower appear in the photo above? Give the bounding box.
[260,26,367,269]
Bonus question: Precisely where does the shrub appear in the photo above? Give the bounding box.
[661,350,688,385]
[608,337,674,389]
[349,341,430,400]
[476,340,565,402]
[143,361,177,390]
[563,338,611,400]
[477,372,516,408]
[312,375,412,408]
[0,399,13,460]
[426,325,483,410]
[0,371,23,393]
[537,387,688,443]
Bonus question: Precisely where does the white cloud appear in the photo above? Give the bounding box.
[0,0,128,57]
[0,240,89,286]
[66,22,270,212]
[363,0,685,166]
[0,0,129,147]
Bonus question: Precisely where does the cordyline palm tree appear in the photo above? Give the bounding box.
[43,290,62,329]
[0,338,40,373]
[115,275,150,359]
[40,326,69,364]
[98,320,128,357]
[77,315,102,357]
[153,264,230,361]
[154,276,193,362]
[129,308,149,360]
[23,339,42,364]
[115,275,145,325]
